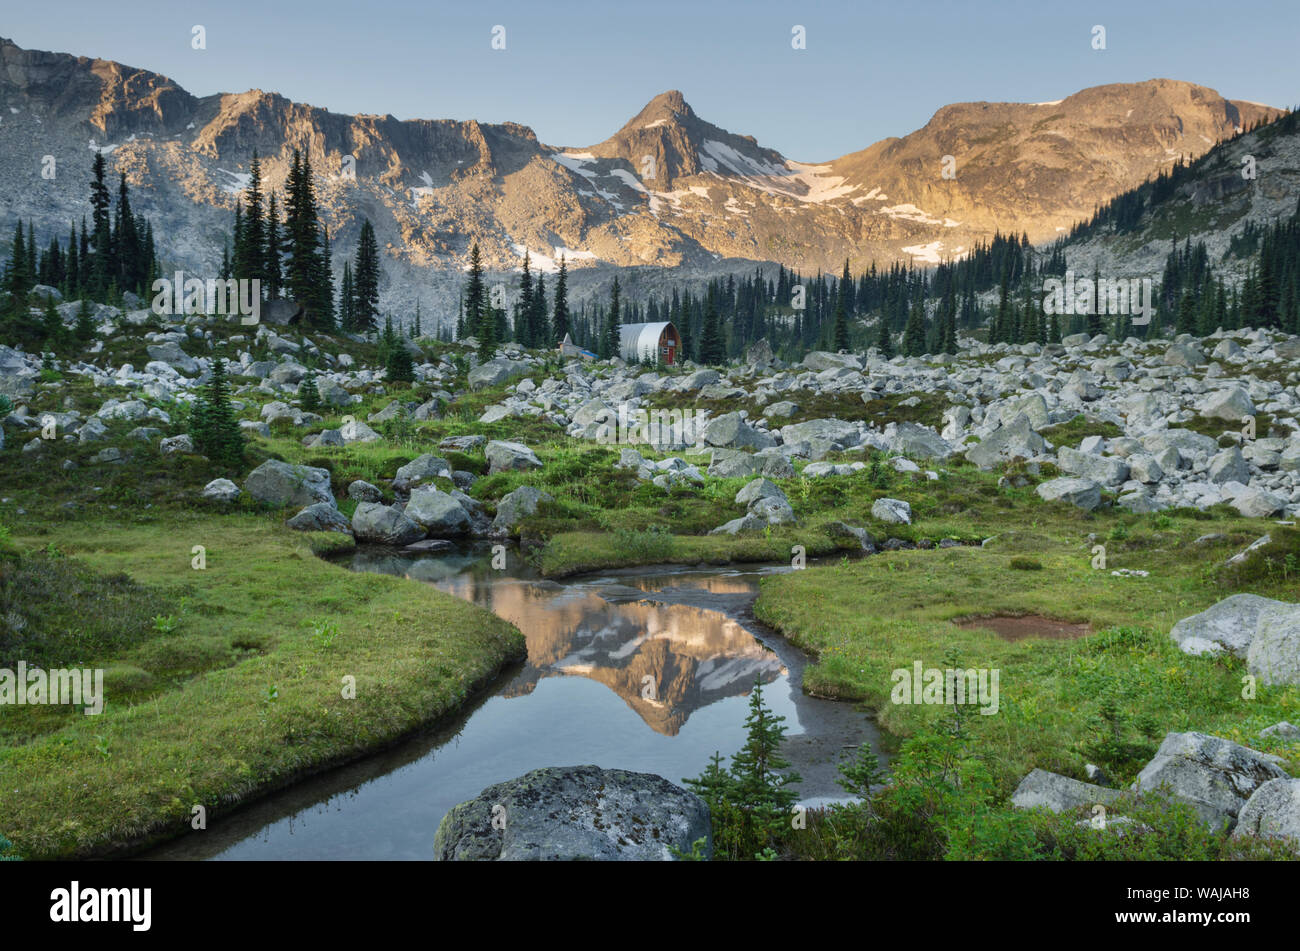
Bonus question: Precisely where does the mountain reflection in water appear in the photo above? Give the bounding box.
[139,545,875,860]
[352,547,787,736]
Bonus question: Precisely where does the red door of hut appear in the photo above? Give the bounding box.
[660,327,676,365]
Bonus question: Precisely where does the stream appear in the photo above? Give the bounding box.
[142,544,879,860]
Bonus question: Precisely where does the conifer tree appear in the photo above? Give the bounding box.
[65,222,80,298]
[515,252,534,346]
[77,216,90,292]
[379,314,397,363]
[299,371,321,413]
[264,192,281,298]
[189,358,245,469]
[531,273,549,348]
[993,266,1011,343]
[386,336,415,383]
[338,261,355,331]
[282,150,333,326]
[41,296,62,346]
[73,298,96,342]
[113,173,143,293]
[902,297,926,356]
[683,679,801,859]
[874,312,894,358]
[933,280,956,354]
[6,221,29,305]
[1086,265,1104,337]
[1176,291,1196,336]
[235,152,265,287]
[833,259,851,351]
[551,254,569,344]
[316,225,336,329]
[728,679,801,830]
[464,241,486,340]
[603,276,622,359]
[698,285,725,364]
[89,151,112,294]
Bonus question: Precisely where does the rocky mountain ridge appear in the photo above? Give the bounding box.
[0,36,1283,327]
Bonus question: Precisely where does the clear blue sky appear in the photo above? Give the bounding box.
[8,0,1296,161]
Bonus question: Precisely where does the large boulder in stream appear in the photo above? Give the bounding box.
[433,765,712,861]
[351,502,425,546]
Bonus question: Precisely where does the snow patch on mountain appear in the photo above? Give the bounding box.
[902,240,945,264]
[216,168,251,194]
[512,243,599,273]
[608,168,648,194]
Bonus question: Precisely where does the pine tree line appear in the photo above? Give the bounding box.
[3,151,159,344]
[226,148,337,329]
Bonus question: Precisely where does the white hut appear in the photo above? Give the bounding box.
[618,321,682,365]
[558,333,596,360]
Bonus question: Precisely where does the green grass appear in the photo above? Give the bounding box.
[0,513,524,859]
[1039,414,1124,448]
[754,522,1300,784]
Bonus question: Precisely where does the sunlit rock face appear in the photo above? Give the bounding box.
[0,35,1279,316]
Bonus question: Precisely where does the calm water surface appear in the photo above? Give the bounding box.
[142,544,877,860]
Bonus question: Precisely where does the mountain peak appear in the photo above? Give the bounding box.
[620,90,697,134]
[640,90,693,120]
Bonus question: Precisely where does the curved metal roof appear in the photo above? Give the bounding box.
[618,322,675,361]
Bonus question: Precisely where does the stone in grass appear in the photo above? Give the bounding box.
[1232,778,1300,853]
[1246,602,1300,686]
[403,487,471,536]
[1132,731,1289,830]
[339,419,382,445]
[392,453,452,492]
[351,502,425,546]
[440,434,486,453]
[1169,593,1289,659]
[433,765,711,861]
[201,478,241,503]
[1260,721,1300,740]
[871,497,911,525]
[244,459,335,508]
[749,496,797,525]
[286,502,353,535]
[1229,486,1287,519]
[1010,769,1121,813]
[485,440,543,474]
[491,486,554,535]
[703,412,776,450]
[735,478,786,508]
[1035,477,1101,511]
[347,479,383,503]
[709,513,766,536]
[825,520,876,551]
